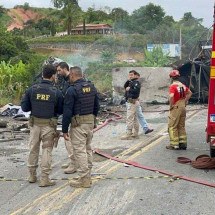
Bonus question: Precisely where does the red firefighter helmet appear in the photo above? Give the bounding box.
[169,70,180,78]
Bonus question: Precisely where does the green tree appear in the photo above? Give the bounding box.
[52,0,80,35]
[178,12,206,59]
[110,8,128,22]
[23,2,30,11]
[34,18,54,35]
[0,24,29,62]
[50,20,57,36]
[0,26,18,62]
[52,0,78,8]
[110,8,129,32]
[129,3,165,34]
[0,5,6,16]
[180,12,203,26]
[62,3,82,34]
[85,7,110,23]
[146,16,176,44]
[162,15,175,26]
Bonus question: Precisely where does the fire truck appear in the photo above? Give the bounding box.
[207,4,215,157]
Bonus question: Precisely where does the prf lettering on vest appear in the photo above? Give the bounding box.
[82,87,91,93]
[36,94,50,100]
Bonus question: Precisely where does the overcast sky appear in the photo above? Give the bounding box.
[1,0,213,27]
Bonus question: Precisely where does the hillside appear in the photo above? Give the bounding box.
[6,7,41,31]
[5,7,58,31]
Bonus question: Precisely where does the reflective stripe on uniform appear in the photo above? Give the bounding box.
[210,66,215,77]
[168,127,179,145]
[179,135,187,144]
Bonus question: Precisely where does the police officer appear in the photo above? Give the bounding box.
[56,62,78,174]
[121,70,141,140]
[166,70,192,150]
[21,64,64,187]
[62,66,99,188]
[56,62,71,97]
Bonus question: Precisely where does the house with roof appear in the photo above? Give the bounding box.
[71,23,113,35]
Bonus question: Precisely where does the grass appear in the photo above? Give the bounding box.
[0,13,12,26]
[28,35,103,44]
[27,34,147,49]
[0,97,13,106]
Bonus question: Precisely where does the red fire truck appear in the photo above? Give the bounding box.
[207,4,215,157]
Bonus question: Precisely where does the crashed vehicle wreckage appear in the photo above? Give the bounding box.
[177,40,211,103]
[0,43,212,142]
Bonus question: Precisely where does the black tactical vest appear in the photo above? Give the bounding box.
[73,81,96,116]
[31,83,57,119]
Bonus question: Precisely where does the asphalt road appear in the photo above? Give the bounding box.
[0,105,214,215]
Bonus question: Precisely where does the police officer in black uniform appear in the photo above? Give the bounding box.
[121,70,141,140]
[62,66,100,188]
[21,64,64,187]
[56,62,78,173]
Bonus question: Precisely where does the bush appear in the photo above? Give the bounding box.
[0,61,27,104]
[0,54,46,105]
[141,47,172,67]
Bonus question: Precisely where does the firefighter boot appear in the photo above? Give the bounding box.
[28,168,37,183]
[64,163,77,174]
[120,130,133,140]
[39,175,56,187]
[69,176,92,188]
[179,143,187,150]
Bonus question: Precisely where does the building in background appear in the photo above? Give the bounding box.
[147,44,180,57]
[71,24,113,35]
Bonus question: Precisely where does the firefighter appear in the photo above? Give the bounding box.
[166,70,192,150]
[21,64,64,187]
[62,66,100,188]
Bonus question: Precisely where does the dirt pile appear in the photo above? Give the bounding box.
[7,7,42,31]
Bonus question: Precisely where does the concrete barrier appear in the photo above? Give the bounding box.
[112,67,172,104]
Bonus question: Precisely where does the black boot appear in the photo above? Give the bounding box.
[179,143,187,150]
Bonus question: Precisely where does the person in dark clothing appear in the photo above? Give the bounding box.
[56,62,71,97]
[121,70,141,140]
[122,71,153,138]
[62,66,100,188]
[21,64,63,187]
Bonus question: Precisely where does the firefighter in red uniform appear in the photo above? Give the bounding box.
[166,70,192,150]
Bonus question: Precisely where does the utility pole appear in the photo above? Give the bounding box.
[83,18,86,35]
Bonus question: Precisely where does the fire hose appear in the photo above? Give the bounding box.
[93,112,122,133]
[91,111,215,188]
[2,111,214,188]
